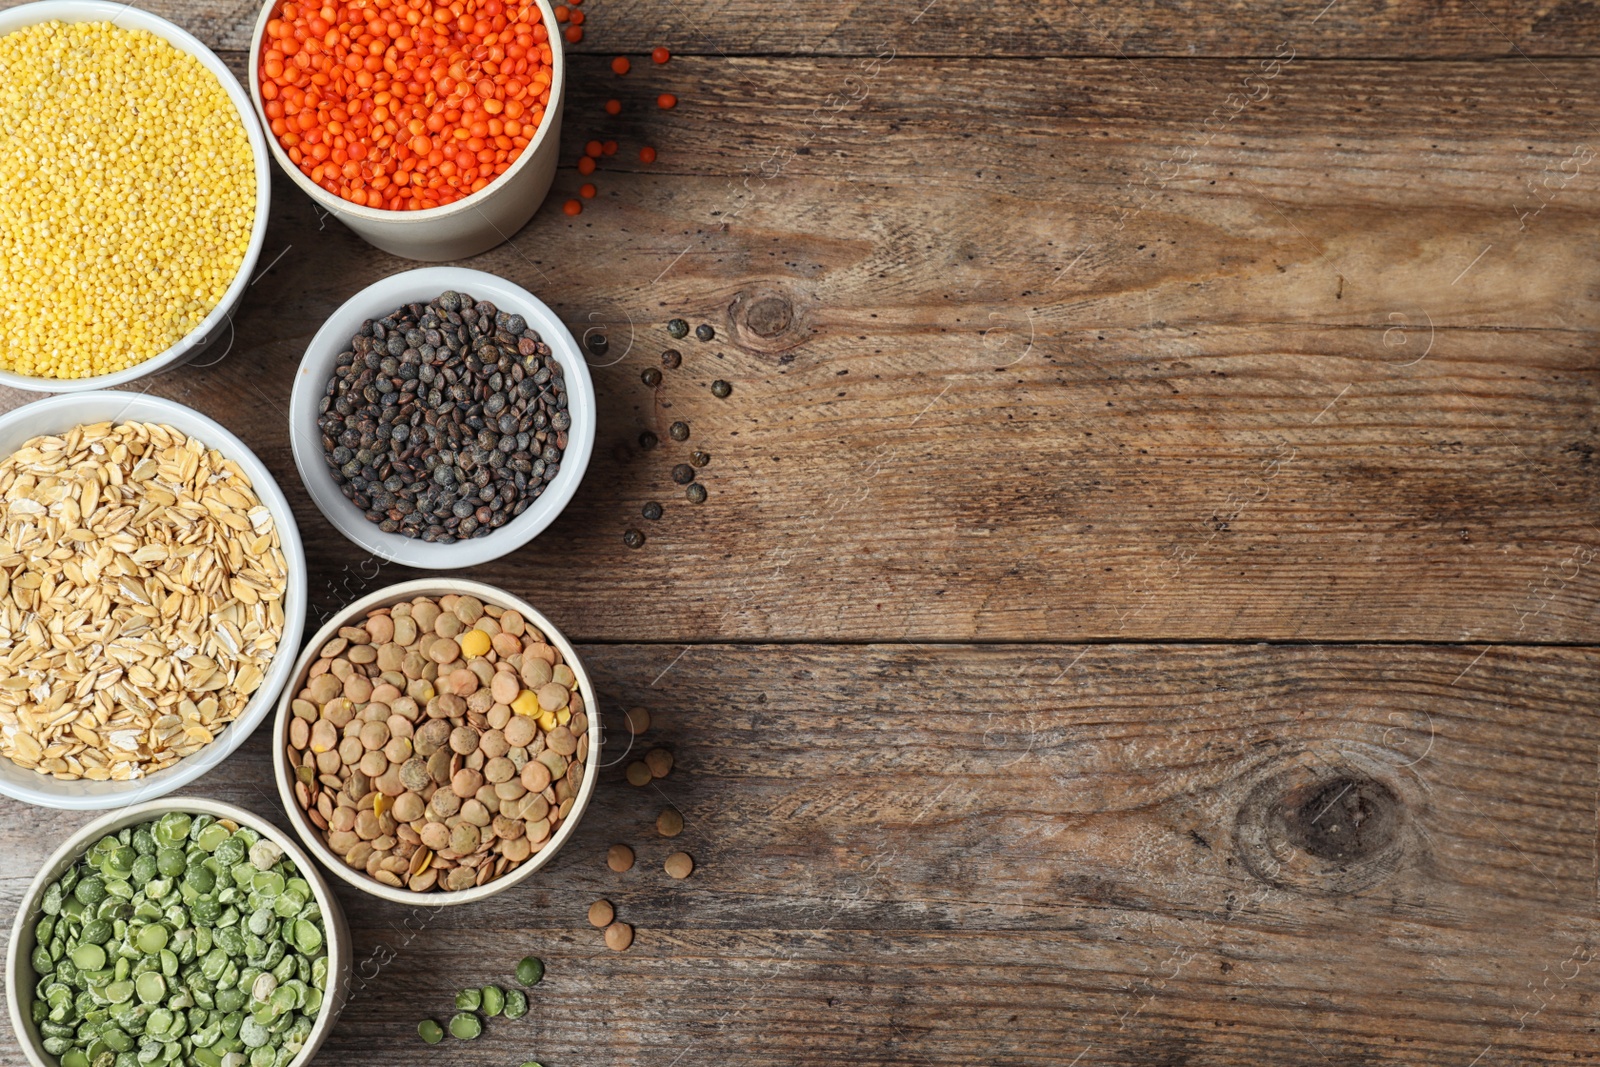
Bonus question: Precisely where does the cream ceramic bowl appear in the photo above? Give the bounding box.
[0,393,308,810]
[288,267,594,569]
[247,0,565,261]
[6,797,351,1067]
[0,0,272,394]
[273,578,600,906]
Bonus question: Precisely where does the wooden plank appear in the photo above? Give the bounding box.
[0,643,1594,1063]
[3,57,1593,643]
[12,0,1600,58]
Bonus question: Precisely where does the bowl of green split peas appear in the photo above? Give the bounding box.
[6,798,351,1067]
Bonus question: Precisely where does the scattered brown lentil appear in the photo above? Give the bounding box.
[641,502,663,521]
[690,451,710,467]
[660,349,681,369]
[685,483,707,505]
[694,324,714,342]
[666,319,689,339]
[668,421,690,442]
[625,760,652,786]
[638,431,659,451]
[711,380,732,398]
[671,464,695,485]
[604,921,634,950]
[623,707,651,735]
[588,899,614,927]
[641,368,662,387]
[664,852,694,879]
[623,529,646,549]
[607,843,635,872]
[645,748,674,778]
[656,808,683,837]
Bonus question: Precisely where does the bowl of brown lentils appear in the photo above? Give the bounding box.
[272,578,600,905]
[288,267,595,569]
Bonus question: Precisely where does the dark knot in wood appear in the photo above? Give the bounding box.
[1283,775,1400,863]
[728,287,808,360]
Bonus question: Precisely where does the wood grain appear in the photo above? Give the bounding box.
[16,0,1600,58]
[1,643,1594,1065]
[4,56,1596,643]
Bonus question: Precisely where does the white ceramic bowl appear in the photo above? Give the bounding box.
[7,797,352,1067]
[0,393,307,809]
[248,0,564,261]
[289,267,594,568]
[0,0,272,394]
[273,578,600,906]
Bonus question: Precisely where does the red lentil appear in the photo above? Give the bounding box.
[565,25,582,42]
[563,198,582,215]
[611,56,630,75]
[257,0,553,211]
[604,99,621,115]
[601,140,617,156]
[657,92,677,109]
[584,139,603,158]
[639,146,656,163]
[576,155,596,175]
[579,182,595,198]
[651,46,669,64]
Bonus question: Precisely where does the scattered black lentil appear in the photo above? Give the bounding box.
[668,421,690,442]
[686,483,707,504]
[671,463,695,485]
[666,318,689,339]
[641,367,662,387]
[642,501,663,521]
[638,431,659,451]
[694,324,715,342]
[317,290,568,544]
[623,528,646,549]
[586,333,609,356]
[711,379,732,398]
[660,349,682,369]
[690,450,710,467]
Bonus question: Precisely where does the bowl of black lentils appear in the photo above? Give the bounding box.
[289,268,595,568]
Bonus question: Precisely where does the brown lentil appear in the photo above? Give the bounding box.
[604,921,634,951]
[641,368,662,387]
[690,451,710,467]
[588,899,615,927]
[660,349,682,369]
[638,431,659,451]
[664,852,694,879]
[623,529,646,549]
[607,843,635,872]
[284,592,590,893]
[625,761,652,787]
[668,421,690,442]
[711,379,732,398]
[623,706,651,735]
[686,483,707,505]
[317,291,570,543]
[695,324,715,342]
[641,502,663,521]
[671,464,696,485]
[666,318,689,339]
[656,807,683,837]
[645,748,674,778]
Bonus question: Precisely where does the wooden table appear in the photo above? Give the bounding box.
[2,0,1599,1062]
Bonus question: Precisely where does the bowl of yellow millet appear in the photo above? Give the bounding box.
[0,1,272,392]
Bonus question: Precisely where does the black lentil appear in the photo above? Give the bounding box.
[686,483,707,504]
[638,431,659,451]
[671,463,695,485]
[669,421,690,442]
[711,379,732,398]
[586,333,609,356]
[660,349,682,369]
[695,324,715,342]
[641,367,662,387]
[642,501,663,521]
[667,318,689,339]
[690,450,710,467]
[623,528,646,548]
[316,290,568,544]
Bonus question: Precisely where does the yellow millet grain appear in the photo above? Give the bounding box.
[0,21,256,379]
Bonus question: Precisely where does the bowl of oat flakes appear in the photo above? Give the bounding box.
[0,393,306,809]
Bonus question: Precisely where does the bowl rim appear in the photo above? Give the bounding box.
[5,796,351,1067]
[273,577,601,906]
[0,0,273,394]
[286,265,595,569]
[0,392,308,809]
[246,0,564,223]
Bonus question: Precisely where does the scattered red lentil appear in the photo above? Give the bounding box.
[563,198,582,215]
[657,93,678,109]
[579,182,596,198]
[553,4,567,20]
[604,99,621,115]
[577,155,596,175]
[601,139,617,156]
[611,56,630,74]
[584,139,603,158]
[257,0,553,211]
[569,9,584,23]
[564,25,581,42]
[639,146,656,163]
[652,46,670,64]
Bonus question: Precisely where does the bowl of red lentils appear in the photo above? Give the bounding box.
[248,0,565,262]
[0,0,272,392]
